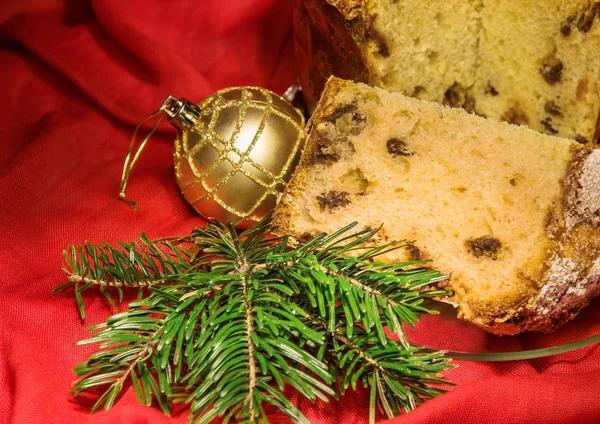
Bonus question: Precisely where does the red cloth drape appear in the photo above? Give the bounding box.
[1,1,599,423]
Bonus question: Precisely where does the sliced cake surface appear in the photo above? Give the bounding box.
[294,0,600,146]
[273,77,600,334]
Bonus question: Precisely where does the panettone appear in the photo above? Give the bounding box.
[273,77,600,334]
[294,0,600,146]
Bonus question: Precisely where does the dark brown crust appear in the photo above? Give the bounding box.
[484,274,600,335]
[325,0,363,19]
[294,0,369,112]
[561,147,590,227]
[594,104,600,146]
[482,147,600,335]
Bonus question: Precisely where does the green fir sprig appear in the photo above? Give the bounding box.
[55,215,456,423]
[53,234,199,318]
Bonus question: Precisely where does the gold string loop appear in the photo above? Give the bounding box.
[119,106,167,210]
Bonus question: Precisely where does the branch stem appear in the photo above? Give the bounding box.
[239,260,257,421]
[67,274,162,288]
[331,330,382,370]
[117,342,153,389]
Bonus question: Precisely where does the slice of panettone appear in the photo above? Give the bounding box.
[273,77,600,335]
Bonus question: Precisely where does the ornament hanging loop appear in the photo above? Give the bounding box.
[119,106,166,209]
[118,96,200,210]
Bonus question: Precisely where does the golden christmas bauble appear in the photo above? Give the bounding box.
[119,87,306,228]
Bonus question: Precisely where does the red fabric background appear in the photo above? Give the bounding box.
[1,1,599,423]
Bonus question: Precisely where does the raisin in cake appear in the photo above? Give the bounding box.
[273,77,600,335]
[295,0,600,146]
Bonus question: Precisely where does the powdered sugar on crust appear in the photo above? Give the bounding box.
[534,257,580,315]
[571,149,600,227]
[524,151,600,320]
[532,255,600,316]
[565,277,588,297]
[485,256,600,335]
[588,258,600,280]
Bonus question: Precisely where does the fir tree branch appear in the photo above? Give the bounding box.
[63,215,456,423]
[175,221,335,423]
[72,281,224,414]
[333,330,453,419]
[272,245,450,350]
[316,262,450,348]
[303,312,453,423]
[53,234,199,318]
